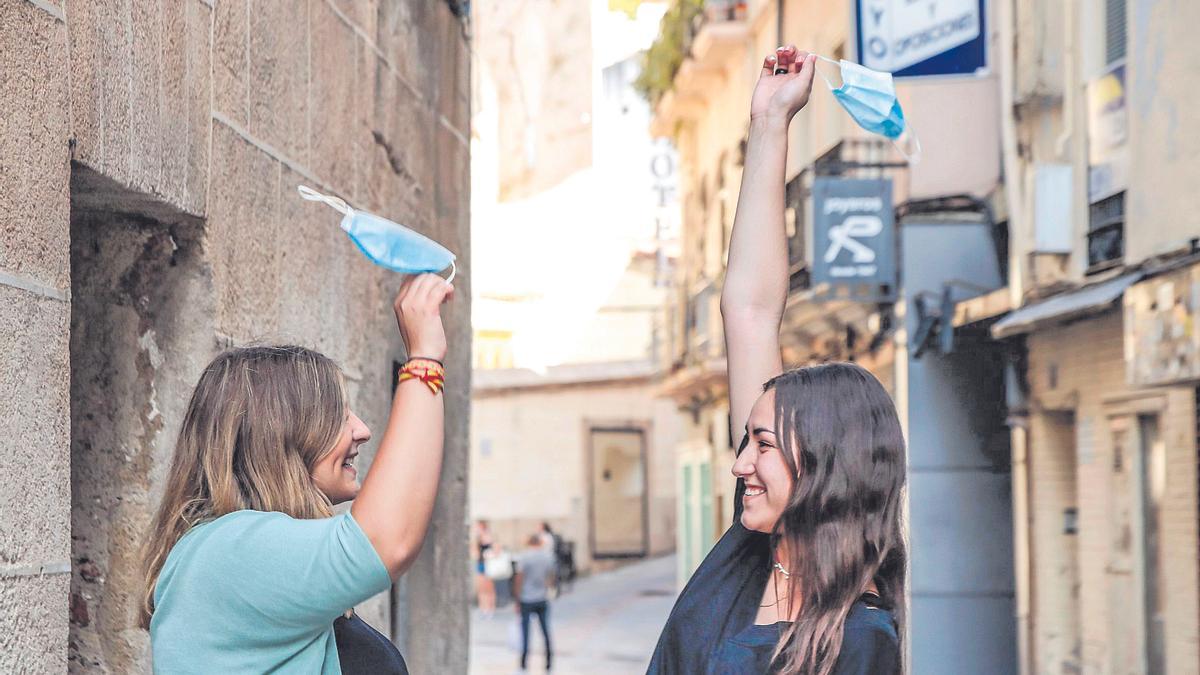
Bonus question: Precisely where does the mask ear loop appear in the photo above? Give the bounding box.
[444,260,457,284]
[297,185,352,215]
[893,126,923,165]
[814,54,840,90]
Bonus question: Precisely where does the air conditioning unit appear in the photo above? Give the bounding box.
[1033,163,1074,254]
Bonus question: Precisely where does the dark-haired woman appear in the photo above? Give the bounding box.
[647,46,905,675]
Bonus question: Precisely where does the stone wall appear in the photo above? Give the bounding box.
[0,0,470,672]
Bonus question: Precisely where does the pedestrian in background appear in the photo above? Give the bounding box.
[513,533,556,672]
[475,520,498,617]
[142,274,455,674]
[648,46,904,675]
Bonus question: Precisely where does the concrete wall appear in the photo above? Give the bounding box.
[1124,0,1200,262]
[471,377,679,572]
[0,0,471,672]
[1008,0,1200,287]
[1026,312,1199,674]
[900,220,1016,675]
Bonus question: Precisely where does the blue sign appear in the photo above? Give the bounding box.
[812,178,896,303]
[855,0,987,78]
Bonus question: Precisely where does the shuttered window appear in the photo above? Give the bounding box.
[1106,0,1127,64]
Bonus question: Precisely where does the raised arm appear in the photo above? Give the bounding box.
[722,47,817,436]
[352,273,455,579]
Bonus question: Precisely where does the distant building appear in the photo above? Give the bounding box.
[470,0,683,573]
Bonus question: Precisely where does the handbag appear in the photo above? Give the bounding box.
[484,551,513,580]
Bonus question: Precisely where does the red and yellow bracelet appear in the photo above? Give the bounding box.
[398,357,445,395]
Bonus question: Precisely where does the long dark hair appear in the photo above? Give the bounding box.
[765,363,907,675]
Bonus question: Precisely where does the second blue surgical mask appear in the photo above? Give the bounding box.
[816,56,921,162]
[298,186,457,282]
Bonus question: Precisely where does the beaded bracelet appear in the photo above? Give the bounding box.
[398,358,445,395]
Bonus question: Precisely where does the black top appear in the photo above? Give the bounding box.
[707,594,900,674]
[333,612,409,675]
[647,477,899,674]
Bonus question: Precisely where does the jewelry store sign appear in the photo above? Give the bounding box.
[812,177,897,303]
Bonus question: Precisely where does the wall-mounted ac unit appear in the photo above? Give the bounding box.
[1033,163,1073,254]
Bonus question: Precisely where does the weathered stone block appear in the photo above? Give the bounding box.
[207,122,282,341]
[434,124,468,226]
[0,0,70,290]
[276,166,351,364]
[331,0,378,40]
[73,0,136,183]
[375,0,438,101]
[68,0,210,215]
[435,8,469,138]
[129,0,163,194]
[159,0,212,216]
[357,50,434,227]
[0,286,71,567]
[0,574,69,673]
[212,0,248,126]
[310,0,359,194]
[248,0,308,165]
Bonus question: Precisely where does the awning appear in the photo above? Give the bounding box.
[991,271,1144,339]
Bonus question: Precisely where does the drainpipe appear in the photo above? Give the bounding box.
[998,2,1031,673]
[998,0,1024,308]
[1009,414,1033,675]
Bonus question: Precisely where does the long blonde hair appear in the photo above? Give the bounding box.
[139,345,347,628]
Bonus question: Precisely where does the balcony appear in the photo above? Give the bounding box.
[643,0,751,136]
[684,280,719,362]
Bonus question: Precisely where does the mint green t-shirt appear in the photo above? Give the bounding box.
[150,510,392,674]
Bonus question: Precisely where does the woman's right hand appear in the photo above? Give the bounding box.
[750,45,817,124]
[394,273,454,362]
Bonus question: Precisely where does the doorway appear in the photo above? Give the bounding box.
[588,427,648,558]
[1106,412,1166,674]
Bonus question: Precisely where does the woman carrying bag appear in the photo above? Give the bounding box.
[142,273,454,673]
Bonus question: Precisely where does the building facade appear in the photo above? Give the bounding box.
[0,0,471,672]
[651,0,1200,673]
[989,0,1200,673]
[469,0,683,574]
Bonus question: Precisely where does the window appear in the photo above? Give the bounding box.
[1105,0,1127,65]
[1087,191,1125,271]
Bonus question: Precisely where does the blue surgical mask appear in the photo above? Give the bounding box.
[817,56,921,162]
[298,186,457,282]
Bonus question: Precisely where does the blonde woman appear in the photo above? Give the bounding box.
[142,273,453,673]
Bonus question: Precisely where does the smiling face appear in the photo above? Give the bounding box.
[310,410,372,504]
[732,389,798,533]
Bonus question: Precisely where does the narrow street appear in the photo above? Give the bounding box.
[469,555,677,674]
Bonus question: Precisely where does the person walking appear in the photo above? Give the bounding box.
[142,273,454,674]
[513,533,556,672]
[647,46,905,675]
[475,520,499,616]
